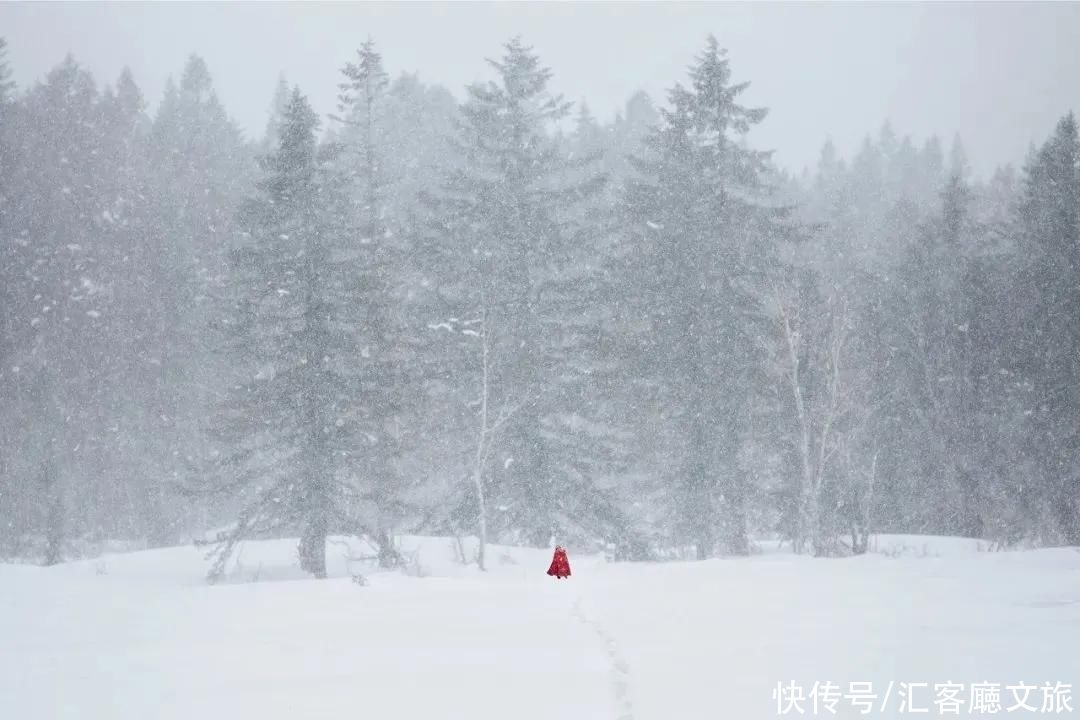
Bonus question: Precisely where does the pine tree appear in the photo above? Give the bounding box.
[609,91,659,185]
[329,40,419,566]
[0,37,14,109]
[204,89,364,580]
[262,73,290,149]
[420,37,615,556]
[882,145,975,533]
[149,55,251,538]
[571,101,606,166]
[12,56,109,559]
[1013,112,1080,544]
[95,68,186,543]
[0,36,17,555]
[0,54,176,555]
[378,72,460,226]
[612,35,792,558]
[0,36,18,375]
[335,39,389,228]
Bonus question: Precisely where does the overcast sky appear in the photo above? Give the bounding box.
[3,1,1078,178]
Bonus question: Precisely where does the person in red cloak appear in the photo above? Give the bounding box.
[546,545,571,579]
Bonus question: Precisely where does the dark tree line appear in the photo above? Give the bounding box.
[1,34,1077,575]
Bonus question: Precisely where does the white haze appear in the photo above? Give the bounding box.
[2,0,1078,177]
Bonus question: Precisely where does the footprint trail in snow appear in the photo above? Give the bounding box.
[572,583,635,720]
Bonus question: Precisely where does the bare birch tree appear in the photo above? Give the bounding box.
[770,276,867,556]
[429,310,537,571]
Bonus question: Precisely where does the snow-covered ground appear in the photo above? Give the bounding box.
[2,535,1078,719]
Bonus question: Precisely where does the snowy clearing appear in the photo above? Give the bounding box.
[2,535,1079,720]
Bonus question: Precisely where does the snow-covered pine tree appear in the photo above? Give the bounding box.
[0,36,20,555]
[0,38,13,105]
[150,56,251,331]
[612,35,794,558]
[6,55,112,562]
[881,143,975,536]
[0,36,13,229]
[559,100,647,554]
[204,88,367,580]
[608,91,659,187]
[261,73,290,153]
[87,68,172,543]
[419,37,618,553]
[330,39,421,567]
[345,69,462,547]
[149,55,252,541]
[334,40,388,227]
[1,56,169,557]
[1012,112,1080,545]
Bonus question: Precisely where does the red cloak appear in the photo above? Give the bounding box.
[546,546,571,579]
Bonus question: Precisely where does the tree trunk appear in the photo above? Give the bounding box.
[850,448,876,554]
[299,221,331,580]
[299,391,329,579]
[805,489,825,557]
[298,515,327,579]
[473,314,490,571]
[42,458,63,566]
[685,400,713,560]
[720,467,751,555]
[1055,481,1080,546]
[474,467,487,571]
